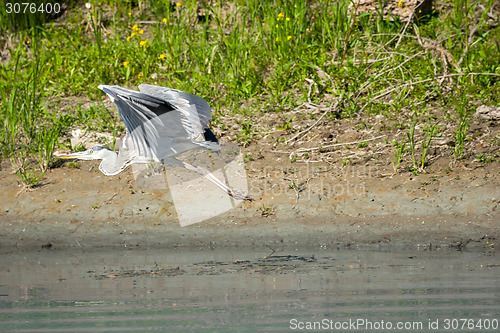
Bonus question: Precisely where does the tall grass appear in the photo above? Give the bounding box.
[1,32,65,187]
[454,91,471,159]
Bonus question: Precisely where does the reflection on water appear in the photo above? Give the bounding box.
[0,246,498,332]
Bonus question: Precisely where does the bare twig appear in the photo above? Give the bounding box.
[305,78,316,104]
[104,193,118,204]
[303,102,321,109]
[330,57,391,66]
[287,101,338,144]
[136,20,161,25]
[357,51,425,98]
[359,72,500,113]
[395,10,414,49]
[297,135,386,153]
[76,239,84,250]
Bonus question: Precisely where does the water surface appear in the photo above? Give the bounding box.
[0,246,498,332]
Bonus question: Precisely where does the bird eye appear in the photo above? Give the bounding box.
[89,150,93,154]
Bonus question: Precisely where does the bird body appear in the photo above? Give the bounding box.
[59,84,248,200]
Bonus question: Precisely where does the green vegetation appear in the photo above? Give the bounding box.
[453,90,471,159]
[1,41,67,187]
[391,140,406,173]
[0,0,499,186]
[401,106,441,174]
[476,153,498,163]
[357,142,368,149]
[259,203,276,217]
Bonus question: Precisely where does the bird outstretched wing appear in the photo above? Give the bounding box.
[99,85,176,159]
[138,84,213,140]
[99,84,216,160]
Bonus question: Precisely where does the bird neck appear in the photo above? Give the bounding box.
[98,150,124,176]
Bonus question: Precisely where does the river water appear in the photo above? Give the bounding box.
[0,245,498,332]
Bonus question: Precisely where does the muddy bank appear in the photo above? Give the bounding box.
[1,157,498,252]
[1,213,497,253]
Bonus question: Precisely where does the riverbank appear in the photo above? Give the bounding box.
[1,157,497,252]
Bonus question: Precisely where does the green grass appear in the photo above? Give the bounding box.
[1,0,499,185]
[454,90,472,159]
[391,140,406,173]
[1,37,67,186]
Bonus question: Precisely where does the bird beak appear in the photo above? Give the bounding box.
[58,151,90,160]
[98,85,117,102]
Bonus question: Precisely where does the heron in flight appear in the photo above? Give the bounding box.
[59,84,249,201]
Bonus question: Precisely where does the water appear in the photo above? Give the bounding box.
[0,246,498,332]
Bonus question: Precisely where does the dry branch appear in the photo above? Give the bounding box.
[297,135,387,153]
[287,101,339,144]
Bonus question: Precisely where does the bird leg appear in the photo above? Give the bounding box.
[179,161,251,201]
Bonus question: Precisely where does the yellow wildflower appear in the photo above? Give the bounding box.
[127,31,137,42]
[123,61,129,67]
[162,18,167,23]
[287,35,292,40]
[138,73,143,78]
[286,17,290,21]
[128,12,131,16]
[276,24,279,28]
[139,40,148,47]
[398,1,404,6]
[158,54,166,60]
[132,24,139,31]
[275,37,279,41]
[277,12,284,20]
[139,29,144,34]
[176,2,181,6]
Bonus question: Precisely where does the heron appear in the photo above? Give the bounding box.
[59,84,250,201]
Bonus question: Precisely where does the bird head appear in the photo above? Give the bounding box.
[98,84,118,102]
[58,146,112,161]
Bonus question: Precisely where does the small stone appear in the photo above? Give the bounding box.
[474,105,500,121]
